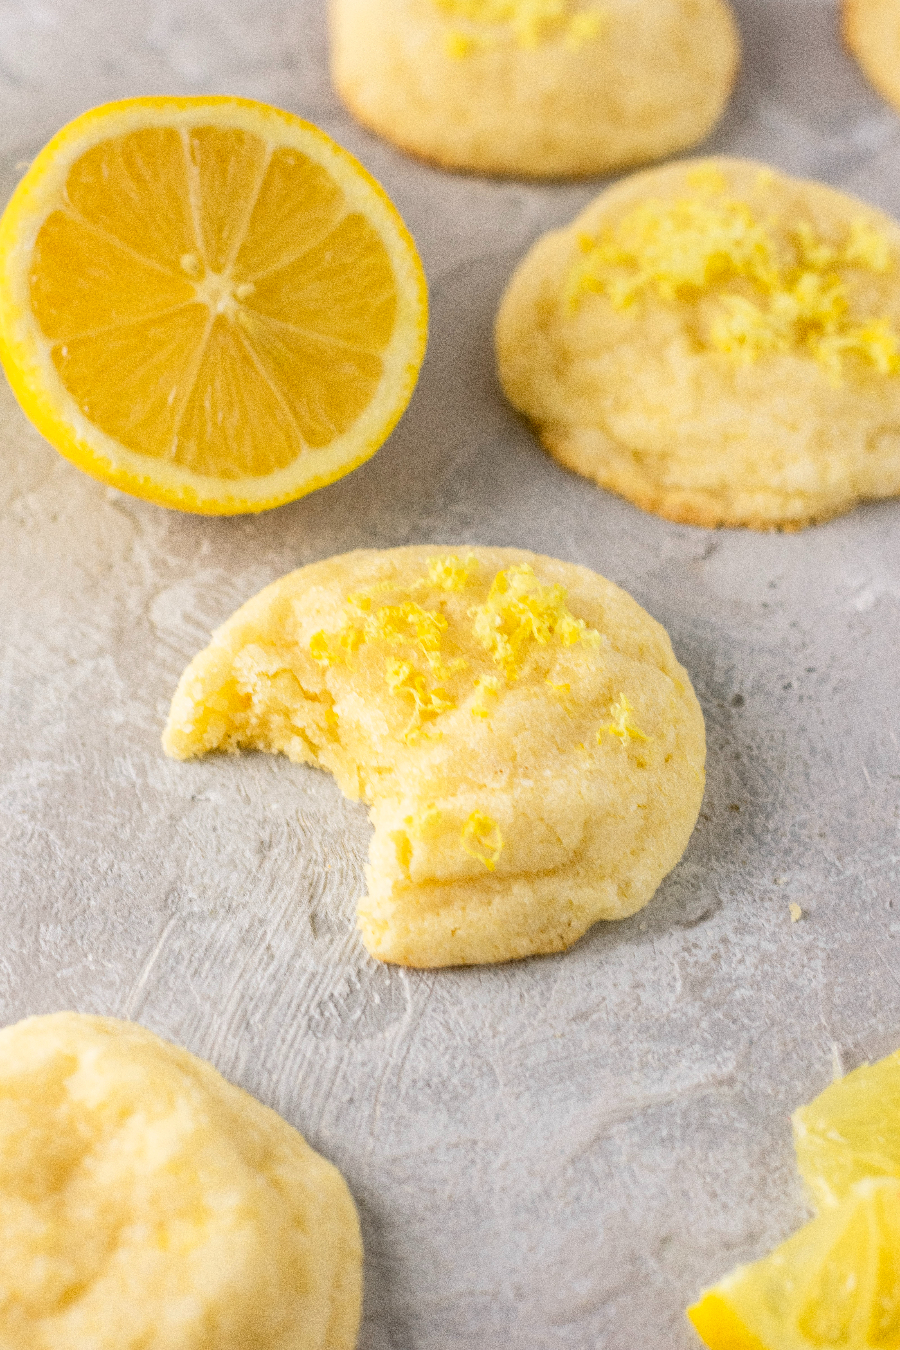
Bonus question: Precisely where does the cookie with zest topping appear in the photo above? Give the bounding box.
[497,157,900,528]
[163,547,705,967]
[328,0,739,178]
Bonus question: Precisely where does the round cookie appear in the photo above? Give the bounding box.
[496,158,900,529]
[0,1013,362,1350]
[328,0,740,179]
[844,0,900,113]
[164,546,706,967]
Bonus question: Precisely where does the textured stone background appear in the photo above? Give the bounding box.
[1,1,899,1345]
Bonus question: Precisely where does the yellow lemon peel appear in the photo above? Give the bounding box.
[461,811,504,870]
[569,176,900,382]
[471,674,501,718]
[386,660,455,741]
[445,31,479,57]
[311,562,602,743]
[598,694,649,745]
[312,597,465,740]
[436,0,605,53]
[425,554,480,591]
[470,563,601,680]
[405,804,443,840]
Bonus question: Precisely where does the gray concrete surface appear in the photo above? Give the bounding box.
[0,1,898,1345]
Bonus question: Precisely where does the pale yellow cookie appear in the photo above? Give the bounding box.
[496,158,900,529]
[0,1012,362,1350]
[844,0,900,112]
[328,0,740,179]
[164,547,706,968]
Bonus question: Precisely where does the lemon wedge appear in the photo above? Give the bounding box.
[0,96,427,513]
[688,1178,900,1350]
[793,1050,900,1211]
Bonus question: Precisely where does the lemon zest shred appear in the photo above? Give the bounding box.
[470,563,601,680]
[461,811,504,870]
[392,830,413,873]
[568,174,900,381]
[386,659,455,742]
[426,554,480,591]
[309,631,334,666]
[446,30,478,57]
[471,674,501,718]
[405,804,443,840]
[598,694,649,745]
[311,592,464,735]
[434,0,605,51]
[845,216,892,273]
[686,166,729,195]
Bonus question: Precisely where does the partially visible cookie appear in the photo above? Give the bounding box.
[0,1012,362,1350]
[329,0,740,179]
[496,157,900,529]
[164,546,706,968]
[844,0,900,113]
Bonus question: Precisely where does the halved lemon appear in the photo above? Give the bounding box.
[0,97,427,513]
[688,1179,900,1350]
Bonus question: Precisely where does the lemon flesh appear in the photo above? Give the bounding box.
[0,98,427,513]
[793,1052,900,1211]
[689,1179,900,1350]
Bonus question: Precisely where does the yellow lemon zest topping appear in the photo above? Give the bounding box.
[471,564,600,680]
[312,596,465,740]
[446,31,479,57]
[461,811,504,870]
[312,563,602,742]
[392,830,413,872]
[598,695,649,745]
[471,674,501,718]
[426,554,480,591]
[405,804,443,840]
[845,216,892,272]
[436,0,605,54]
[568,175,900,382]
[386,660,455,741]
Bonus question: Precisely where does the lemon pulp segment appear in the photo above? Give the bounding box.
[689,1179,900,1350]
[793,1051,900,1211]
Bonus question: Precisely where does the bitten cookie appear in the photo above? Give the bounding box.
[329,0,740,179]
[0,1013,362,1350]
[164,547,706,968]
[844,0,900,113]
[496,158,900,529]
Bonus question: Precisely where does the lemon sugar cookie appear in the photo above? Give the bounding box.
[844,0,900,114]
[164,546,706,968]
[329,0,740,179]
[0,1012,362,1350]
[496,158,900,529]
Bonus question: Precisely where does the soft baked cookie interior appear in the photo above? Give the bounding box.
[496,157,900,529]
[164,547,706,967]
[0,1012,362,1350]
